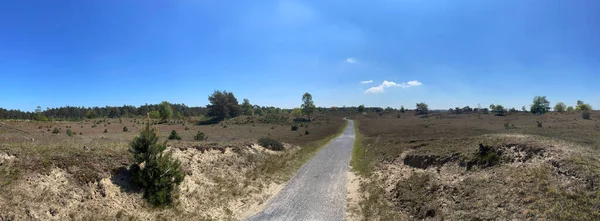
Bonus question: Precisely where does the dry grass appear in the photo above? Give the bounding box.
[0,114,346,220]
[350,110,600,220]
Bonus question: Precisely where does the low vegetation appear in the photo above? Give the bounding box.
[350,106,600,220]
[258,137,284,151]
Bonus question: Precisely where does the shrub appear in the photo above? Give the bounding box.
[258,137,284,151]
[123,126,129,132]
[103,129,108,133]
[168,130,181,140]
[305,129,310,135]
[66,129,73,137]
[79,132,82,135]
[52,128,60,134]
[130,121,184,206]
[184,126,189,130]
[582,111,591,120]
[291,124,298,131]
[536,121,543,128]
[194,131,207,141]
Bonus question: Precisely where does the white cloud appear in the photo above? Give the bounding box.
[346,58,356,63]
[364,80,423,94]
[360,80,373,84]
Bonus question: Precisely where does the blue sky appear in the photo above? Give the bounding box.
[1,0,598,111]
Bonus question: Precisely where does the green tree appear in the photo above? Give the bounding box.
[358,105,365,113]
[400,105,405,113]
[34,106,48,121]
[290,108,303,119]
[149,110,160,119]
[254,107,265,116]
[415,102,429,115]
[86,110,98,119]
[522,106,527,112]
[489,104,496,111]
[241,99,253,116]
[130,119,184,206]
[554,102,566,113]
[494,105,506,116]
[301,92,315,121]
[576,100,592,111]
[567,106,575,112]
[158,101,173,122]
[207,90,240,120]
[530,96,551,115]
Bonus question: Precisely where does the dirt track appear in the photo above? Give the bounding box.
[246,120,355,221]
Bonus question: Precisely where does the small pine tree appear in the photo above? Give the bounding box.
[103,128,108,133]
[168,130,181,140]
[400,106,405,113]
[194,131,207,141]
[129,117,184,206]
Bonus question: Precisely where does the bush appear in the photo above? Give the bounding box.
[130,122,184,206]
[582,111,591,120]
[291,124,298,131]
[536,121,543,128]
[305,129,310,135]
[194,131,207,141]
[258,137,284,151]
[52,128,60,134]
[66,129,73,137]
[79,132,82,135]
[168,130,181,140]
[123,126,129,132]
[103,129,108,133]
[184,126,190,130]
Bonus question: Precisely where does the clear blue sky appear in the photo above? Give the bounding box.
[1,0,598,111]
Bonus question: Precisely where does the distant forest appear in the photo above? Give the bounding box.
[0,103,207,120]
[0,104,387,121]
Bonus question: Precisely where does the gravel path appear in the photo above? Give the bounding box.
[246,120,355,221]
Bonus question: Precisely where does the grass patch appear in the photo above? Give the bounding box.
[351,121,370,176]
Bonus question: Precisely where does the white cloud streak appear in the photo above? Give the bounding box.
[346,57,356,63]
[360,80,373,84]
[364,80,423,94]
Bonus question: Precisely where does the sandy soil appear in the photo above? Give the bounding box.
[0,144,286,220]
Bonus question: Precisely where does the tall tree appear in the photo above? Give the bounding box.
[415,102,429,115]
[554,102,566,113]
[158,101,173,122]
[241,99,253,115]
[301,92,316,121]
[358,105,365,113]
[207,90,240,120]
[576,100,592,111]
[530,96,551,115]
